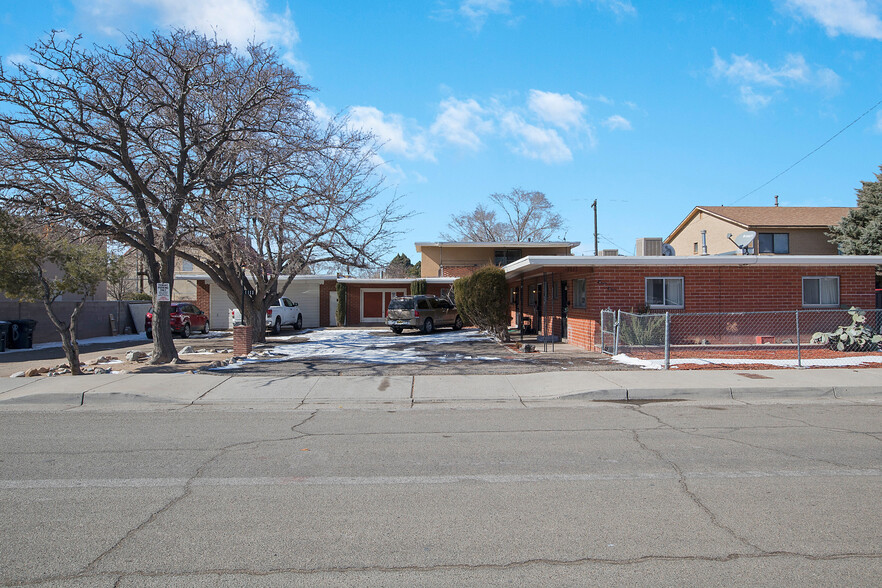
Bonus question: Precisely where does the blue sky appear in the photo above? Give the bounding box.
[2,1,882,261]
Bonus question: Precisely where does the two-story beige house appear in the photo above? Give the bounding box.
[665,206,853,256]
[415,241,580,277]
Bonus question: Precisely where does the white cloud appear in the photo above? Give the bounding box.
[527,90,586,130]
[711,49,841,109]
[602,115,632,131]
[4,53,31,67]
[307,100,335,126]
[500,112,572,163]
[430,98,492,150]
[75,0,303,66]
[784,0,882,39]
[454,0,634,30]
[593,0,637,16]
[459,0,511,30]
[348,106,435,161]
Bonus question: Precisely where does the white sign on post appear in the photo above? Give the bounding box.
[156,283,171,302]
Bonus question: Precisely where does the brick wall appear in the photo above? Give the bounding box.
[511,264,878,352]
[195,280,210,314]
[442,265,480,278]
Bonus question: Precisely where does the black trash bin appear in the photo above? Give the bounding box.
[8,319,37,349]
[0,321,9,352]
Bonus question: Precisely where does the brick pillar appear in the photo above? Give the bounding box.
[233,325,252,356]
[196,280,210,314]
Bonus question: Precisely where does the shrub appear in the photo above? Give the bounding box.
[335,282,347,326]
[126,292,153,301]
[410,279,427,295]
[454,266,510,340]
[811,307,882,352]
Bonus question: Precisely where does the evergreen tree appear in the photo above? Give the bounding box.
[828,166,882,254]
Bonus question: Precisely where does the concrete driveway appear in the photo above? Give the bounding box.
[0,327,626,378]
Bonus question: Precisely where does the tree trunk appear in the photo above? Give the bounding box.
[148,253,179,364]
[247,298,267,344]
[41,299,84,376]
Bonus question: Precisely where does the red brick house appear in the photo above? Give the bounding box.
[504,255,882,351]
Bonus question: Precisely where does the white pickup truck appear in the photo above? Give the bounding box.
[230,297,303,333]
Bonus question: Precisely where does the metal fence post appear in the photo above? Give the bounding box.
[795,310,802,369]
[600,311,605,353]
[614,309,621,356]
[664,311,671,370]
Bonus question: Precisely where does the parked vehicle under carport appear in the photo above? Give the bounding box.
[387,295,463,334]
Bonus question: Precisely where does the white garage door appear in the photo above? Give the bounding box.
[280,280,321,328]
[210,285,237,330]
[207,278,324,330]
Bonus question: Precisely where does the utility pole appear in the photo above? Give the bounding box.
[590,199,598,256]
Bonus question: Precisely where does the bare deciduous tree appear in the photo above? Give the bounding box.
[442,188,565,242]
[179,115,406,342]
[0,30,311,362]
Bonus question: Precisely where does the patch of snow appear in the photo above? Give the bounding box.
[611,353,882,370]
[211,328,496,369]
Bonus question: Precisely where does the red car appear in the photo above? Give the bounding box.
[145,303,209,339]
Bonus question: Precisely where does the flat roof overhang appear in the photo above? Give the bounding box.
[504,255,882,279]
[336,277,456,285]
[415,241,580,252]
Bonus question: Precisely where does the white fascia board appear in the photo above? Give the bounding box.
[504,255,882,277]
[414,241,580,248]
[336,277,456,285]
[174,273,337,282]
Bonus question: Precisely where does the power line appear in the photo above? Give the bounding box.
[731,97,882,205]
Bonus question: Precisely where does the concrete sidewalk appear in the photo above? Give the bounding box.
[0,368,880,408]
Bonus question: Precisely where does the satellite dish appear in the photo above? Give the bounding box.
[662,243,676,256]
[727,231,756,255]
[733,231,757,249]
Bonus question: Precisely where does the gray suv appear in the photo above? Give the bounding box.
[387,295,464,334]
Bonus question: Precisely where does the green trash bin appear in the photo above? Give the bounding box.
[0,321,9,352]
[8,319,37,349]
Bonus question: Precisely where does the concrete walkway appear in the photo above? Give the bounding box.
[1,368,879,409]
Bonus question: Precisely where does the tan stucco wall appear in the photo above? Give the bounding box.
[419,245,573,277]
[667,211,839,255]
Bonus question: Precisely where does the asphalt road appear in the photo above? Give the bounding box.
[2,400,881,586]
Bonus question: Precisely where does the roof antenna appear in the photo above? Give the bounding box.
[774,195,779,207]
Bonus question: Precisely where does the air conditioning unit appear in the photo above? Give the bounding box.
[600,249,619,256]
[635,237,663,256]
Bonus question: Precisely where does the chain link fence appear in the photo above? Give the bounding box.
[600,307,882,369]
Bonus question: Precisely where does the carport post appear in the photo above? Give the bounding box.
[664,312,670,370]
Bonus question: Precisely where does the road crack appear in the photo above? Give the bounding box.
[13,551,882,586]
[78,416,317,578]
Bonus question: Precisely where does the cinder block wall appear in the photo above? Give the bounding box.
[0,300,139,345]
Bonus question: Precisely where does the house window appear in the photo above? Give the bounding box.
[693,242,698,254]
[494,249,522,266]
[181,260,194,271]
[573,279,587,309]
[803,276,839,307]
[757,233,789,254]
[645,277,684,309]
